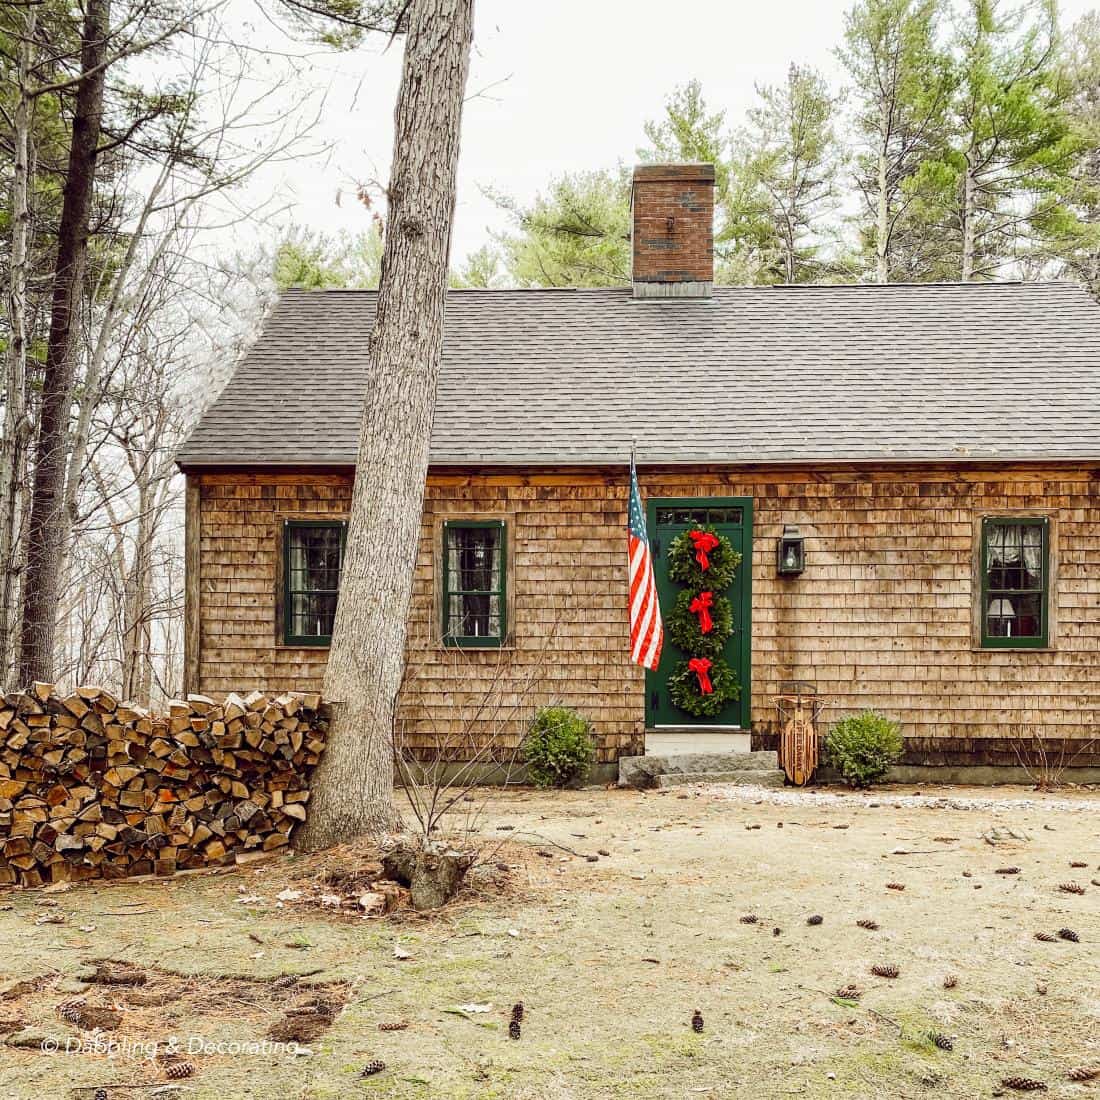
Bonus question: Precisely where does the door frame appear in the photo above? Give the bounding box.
[645,496,753,730]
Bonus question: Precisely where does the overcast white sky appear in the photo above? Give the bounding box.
[230,0,1099,267]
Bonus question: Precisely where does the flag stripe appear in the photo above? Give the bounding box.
[627,457,663,673]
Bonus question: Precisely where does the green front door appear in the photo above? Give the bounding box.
[645,498,752,729]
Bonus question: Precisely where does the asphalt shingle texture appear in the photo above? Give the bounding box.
[176,282,1100,467]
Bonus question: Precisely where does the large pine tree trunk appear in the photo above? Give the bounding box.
[298,0,475,851]
[19,0,112,685]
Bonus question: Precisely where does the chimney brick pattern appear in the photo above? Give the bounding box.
[631,164,715,297]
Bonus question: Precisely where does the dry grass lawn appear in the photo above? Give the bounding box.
[0,782,1098,1099]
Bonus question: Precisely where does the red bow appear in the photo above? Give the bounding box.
[689,591,715,634]
[689,530,719,570]
[687,657,713,694]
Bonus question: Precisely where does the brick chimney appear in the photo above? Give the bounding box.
[631,164,714,298]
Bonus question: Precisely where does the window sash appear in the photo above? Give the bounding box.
[980,518,1049,649]
[442,520,506,647]
[283,521,346,645]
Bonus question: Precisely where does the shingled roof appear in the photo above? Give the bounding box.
[177,281,1100,468]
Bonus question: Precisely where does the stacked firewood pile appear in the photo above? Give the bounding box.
[0,684,327,887]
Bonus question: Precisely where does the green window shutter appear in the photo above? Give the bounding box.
[283,520,346,646]
[980,517,1049,649]
[442,520,506,648]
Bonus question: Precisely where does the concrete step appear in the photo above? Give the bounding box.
[655,769,786,789]
[645,730,751,755]
[619,750,783,789]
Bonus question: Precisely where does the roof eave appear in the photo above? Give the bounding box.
[177,454,1100,473]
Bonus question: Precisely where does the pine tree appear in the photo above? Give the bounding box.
[917,0,1081,280]
[640,82,750,283]
[839,0,955,281]
[489,169,631,288]
[642,80,731,196]
[1050,12,1100,294]
[729,64,847,284]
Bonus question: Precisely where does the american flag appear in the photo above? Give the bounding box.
[627,454,663,671]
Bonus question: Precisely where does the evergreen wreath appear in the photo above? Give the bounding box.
[667,657,740,718]
[666,588,734,658]
[667,526,742,591]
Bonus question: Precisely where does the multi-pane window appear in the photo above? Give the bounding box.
[442,521,506,646]
[980,518,1049,648]
[283,521,345,645]
[655,506,743,526]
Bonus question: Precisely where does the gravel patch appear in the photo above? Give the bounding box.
[700,782,1100,814]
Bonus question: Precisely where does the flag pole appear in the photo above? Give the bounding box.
[628,435,636,529]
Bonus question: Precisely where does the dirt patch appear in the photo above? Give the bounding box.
[266,992,344,1044]
[87,961,147,987]
[0,959,350,1089]
[266,837,529,924]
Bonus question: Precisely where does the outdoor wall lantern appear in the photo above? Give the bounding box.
[777,525,805,576]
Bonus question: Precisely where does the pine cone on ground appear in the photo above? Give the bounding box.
[359,1060,386,1076]
[56,997,86,1024]
[508,1018,521,1040]
[943,975,958,989]
[691,1010,704,1033]
[164,1061,194,1080]
[857,919,879,931]
[739,914,758,924]
[928,1031,953,1051]
[1059,882,1086,895]
[807,915,824,926]
[1069,861,1087,868]
[996,867,1021,875]
[1057,928,1080,942]
[1034,931,1057,942]
[871,964,899,979]
[510,1002,524,1023]
[772,927,781,937]
[378,1020,409,1031]
[1000,1076,1048,1091]
[886,882,905,891]
[835,985,862,1000]
[1068,1067,1099,1082]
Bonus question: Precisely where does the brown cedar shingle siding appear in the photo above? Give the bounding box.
[196,474,348,692]
[192,464,1100,765]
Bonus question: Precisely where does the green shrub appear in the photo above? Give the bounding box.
[825,710,903,788]
[523,706,595,789]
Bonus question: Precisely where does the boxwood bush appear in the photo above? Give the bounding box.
[825,710,903,788]
[523,705,595,789]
